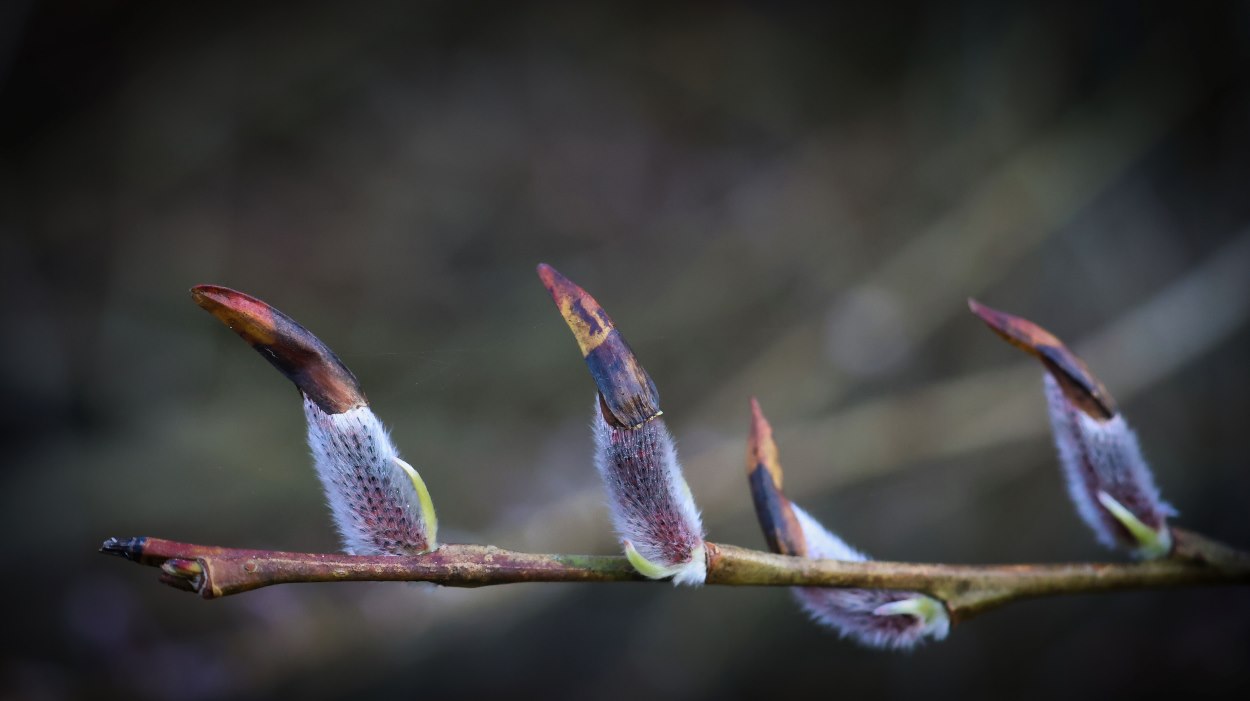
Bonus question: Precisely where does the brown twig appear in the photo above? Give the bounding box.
[101,528,1250,624]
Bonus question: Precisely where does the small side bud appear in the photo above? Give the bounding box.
[537,264,705,585]
[159,558,203,579]
[159,559,204,593]
[970,299,1175,558]
[747,400,949,650]
[193,285,437,555]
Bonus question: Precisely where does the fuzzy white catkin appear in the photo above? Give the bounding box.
[303,397,433,555]
[591,398,706,585]
[1043,374,1175,554]
[789,505,949,650]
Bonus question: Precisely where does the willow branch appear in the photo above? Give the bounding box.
[101,527,1250,623]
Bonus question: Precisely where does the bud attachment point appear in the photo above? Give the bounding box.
[1097,491,1172,559]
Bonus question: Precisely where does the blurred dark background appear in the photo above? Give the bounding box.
[2,2,1249,699]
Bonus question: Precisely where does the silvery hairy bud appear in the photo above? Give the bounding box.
[192,285,437,556]
[538,265,706,585]
[747,399,949,649]
[969,299,1174,559]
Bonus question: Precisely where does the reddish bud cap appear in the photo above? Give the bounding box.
[968,298,1117,420]
[191,285,366,414]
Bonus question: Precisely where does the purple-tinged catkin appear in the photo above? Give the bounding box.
[191,284,439,557]
[304,398,437,556]
[968,299,1176,558]
[746,398,947,649]
[788,506,949,650]
[591,399,706,585]
[537,264,706,584]
[1044,374,1175,558]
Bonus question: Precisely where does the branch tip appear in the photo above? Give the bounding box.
[100,536,146,562]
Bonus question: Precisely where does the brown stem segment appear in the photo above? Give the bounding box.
[101,536,1250,622]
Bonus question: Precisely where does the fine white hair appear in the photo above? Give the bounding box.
[1043,374,1174,555]
[789,504,949,650]
[304,397,435,555]
[591,398,706,585]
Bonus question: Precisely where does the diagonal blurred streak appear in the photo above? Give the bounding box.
[694,60,1198,423]
[686,229,1250,518]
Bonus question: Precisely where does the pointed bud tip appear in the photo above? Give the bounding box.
[747,398,782,488]
[190,284,279,345]
[748,397,766,446]
[748,397,763,437]
[745,400,806,557]
[967,298,1059,356]
[748,396,764,427]
[534,264,613,352]
[969,299,1116,419]
[192,284,366,414]
[537,264,660,428]
[535,262,561,291]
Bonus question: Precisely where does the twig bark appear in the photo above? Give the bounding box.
[101,527,1250,624]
